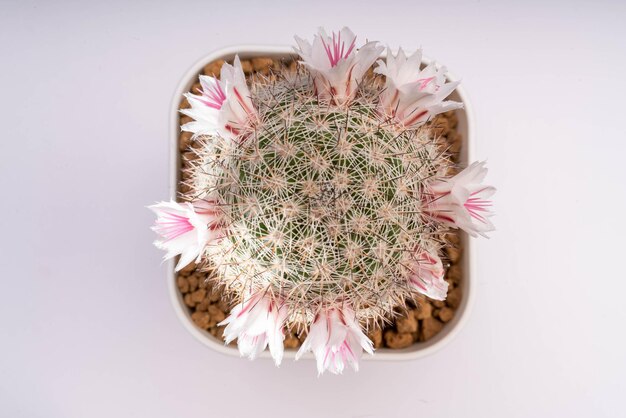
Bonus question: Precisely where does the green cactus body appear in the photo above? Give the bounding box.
[185,69,452,328]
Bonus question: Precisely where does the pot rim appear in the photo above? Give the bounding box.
[167,44,477,361]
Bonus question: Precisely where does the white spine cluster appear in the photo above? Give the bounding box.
[188,70,451,326]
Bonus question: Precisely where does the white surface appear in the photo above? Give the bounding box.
[1,1,625,417]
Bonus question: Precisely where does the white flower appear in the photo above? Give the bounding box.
[407,247,448,300]
[219,292,288,366]
[149,199,223,271]
[296,306,374,375]
[180,75,225,136]
[375,47,462,127]
[219,56,258,135]
[425,161,496,237]
[294,27,384,104]
[181,56,257,139]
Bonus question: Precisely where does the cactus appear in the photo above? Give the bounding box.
[150,27,495,374]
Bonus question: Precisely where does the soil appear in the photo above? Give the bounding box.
[175,56,464,349]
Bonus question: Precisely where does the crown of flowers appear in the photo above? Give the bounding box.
[150,27,495,375]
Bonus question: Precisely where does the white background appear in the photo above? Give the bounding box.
[2,1,625,417]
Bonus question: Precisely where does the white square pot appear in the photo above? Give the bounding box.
[168,45,476,361]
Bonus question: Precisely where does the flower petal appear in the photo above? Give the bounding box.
[425,162,495,238]
[376,48,462,127]
[149,200,223,271]
[297,306,374,375]
[294,27,383,104]
[178,56,257,141]
[219,292,287,365]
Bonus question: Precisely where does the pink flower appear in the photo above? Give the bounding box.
[374,47,462,127]
[296,306,374,375]
[181,56,257,139]
[149,200,223,271]
[425,161,496,237]
[219,292,288,366]
[180,76,226,136]
[407,247,448,300]
[294,27,383,104]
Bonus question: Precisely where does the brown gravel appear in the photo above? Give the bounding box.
[368,328,384,349]
[203,59,224,77]
[396,311,418,334]
[414,301,433,320]
[436,307,455,323]
[174,57,465,350]
[419,317,445,342]
[384,330,414,349]
[284,333,301,349]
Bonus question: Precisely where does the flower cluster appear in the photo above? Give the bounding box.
[375,47,463,127]
[294,27,383,104]
[149,199,224,271]
[296,306,374,375]
[181,56,257,140]
[150,27,495,374]
[219,292,288,366]
[424,161,496,238]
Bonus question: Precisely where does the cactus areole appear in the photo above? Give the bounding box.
[150,27,496,374]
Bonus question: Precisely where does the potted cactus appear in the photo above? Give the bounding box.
[150,27,495,374]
